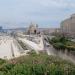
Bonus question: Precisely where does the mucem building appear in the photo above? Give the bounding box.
[61,14,75,36]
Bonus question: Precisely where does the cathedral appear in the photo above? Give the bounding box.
[27,23,38,34]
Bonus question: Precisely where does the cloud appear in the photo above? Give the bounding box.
[0,0,75,28]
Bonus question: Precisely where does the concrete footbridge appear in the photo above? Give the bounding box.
[17,35,44,54]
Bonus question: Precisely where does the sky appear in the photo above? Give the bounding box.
[0,0,75,29]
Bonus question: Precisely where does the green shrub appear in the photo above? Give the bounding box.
[0,54,75,75]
